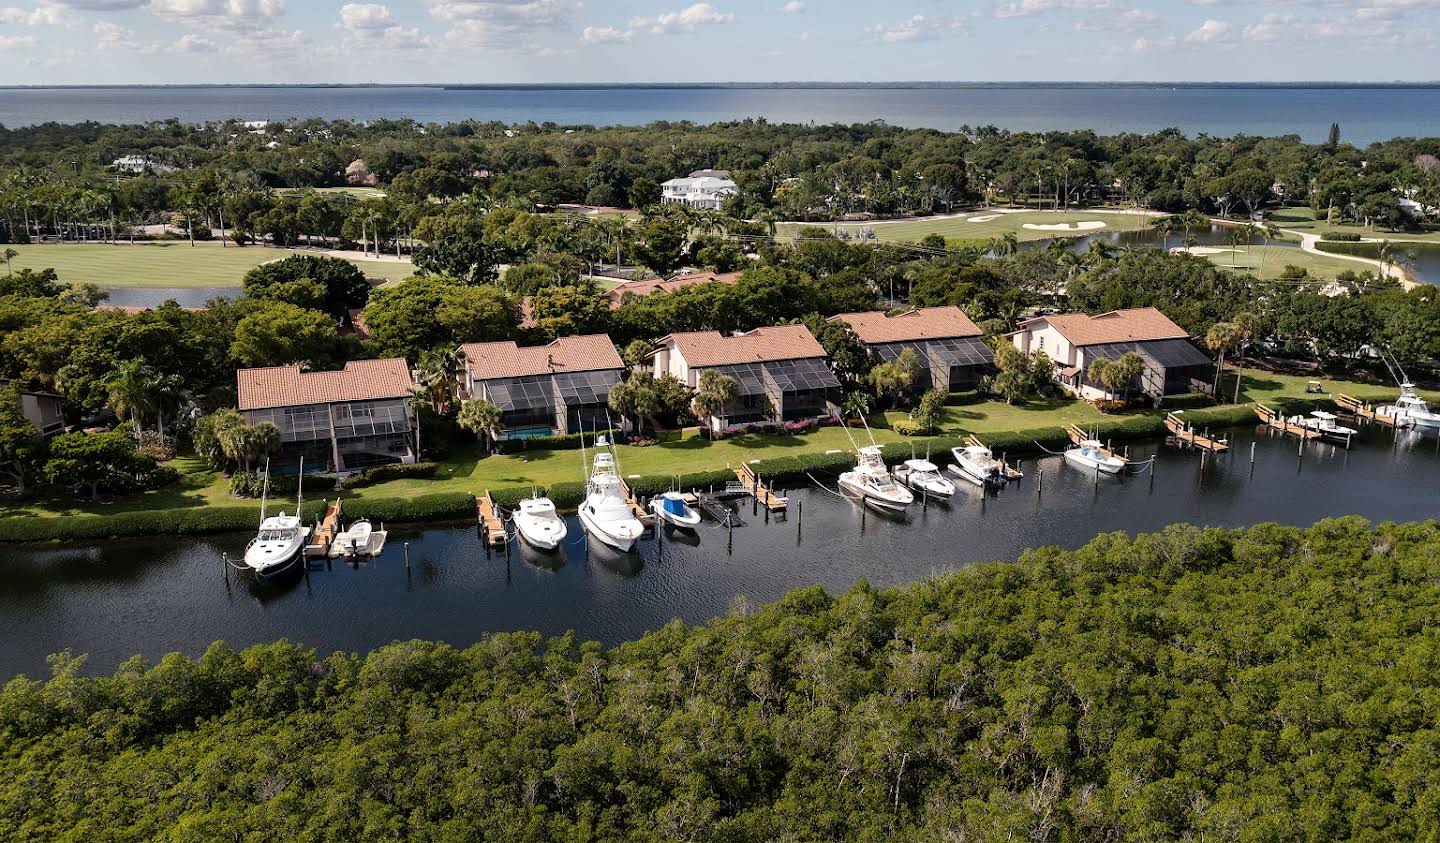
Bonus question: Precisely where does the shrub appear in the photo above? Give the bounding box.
[1321,231,1362,242]
[228,471,300,499]
[494,429,620,455]
[345,462,439,488]
[783,419,817,435]
[891,419,923,436]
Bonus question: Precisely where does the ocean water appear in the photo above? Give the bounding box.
[2,85,1439,144]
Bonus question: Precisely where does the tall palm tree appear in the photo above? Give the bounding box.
[1150,215,1177,251]
[1205,321,1242,403]
[1,248,16,275]
[106,358,159,444]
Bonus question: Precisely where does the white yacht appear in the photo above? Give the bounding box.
[839,445,915,511]
[651,491,703,529]
[578,437,645,551]
[1064,439,1127,475]
[950,443,1007,487]
[1293,410,1358,444]
[892,458,956,498]
[513,494,568,551]
[1381,384,1440,429]
[243,460,307,580]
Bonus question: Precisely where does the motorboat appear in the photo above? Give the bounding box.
[651,491,702,529]
[1381,384,1440,429]
[892,458,955,498]
[578,436,645,551]
[513,494,569,551]
[1292,410,1358,444]
[1064,439,1127,475]
[242,458,306,581]
[839,445,915,511]
[339,519,373,556]
[949,443,1007,488]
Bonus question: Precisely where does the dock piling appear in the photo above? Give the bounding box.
[404,542,410,569]
[1037,469,1043,498]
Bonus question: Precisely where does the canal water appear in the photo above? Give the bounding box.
[3,424,1438,679]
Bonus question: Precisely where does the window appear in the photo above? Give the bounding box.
[1038,335,1045,350]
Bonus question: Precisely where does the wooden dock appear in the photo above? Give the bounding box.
[305,499,342,559]
[1067,425,1130,464]
[1335,393,1405,428]
[734,464,788,511]
[477,490,508,546]
[616,478,658,526]
[1255,404,1320,440]
[966,435,1023,480]
[1164,413,1230,453]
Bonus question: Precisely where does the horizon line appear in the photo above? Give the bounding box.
[3,80,1440,90]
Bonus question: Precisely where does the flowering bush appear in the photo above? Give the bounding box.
[783,419,817,435]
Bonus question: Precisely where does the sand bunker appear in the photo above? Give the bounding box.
[1021,221,1107,232]
[966,215,1003,223]
[1172,246,1230,256]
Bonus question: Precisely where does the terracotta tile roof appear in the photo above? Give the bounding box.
[1017,307,1189,347]
[237,359,414,411]
[607,271,742,308]
[459,334,623,381]
[659,326,827,367]
[829,306,982,344]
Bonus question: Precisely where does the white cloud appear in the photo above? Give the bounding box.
[1185,18,1234,41]
[0,33,39,48]
[42,0,143,9]
[1074,7,1158,30]
[424,0,575,49]
[339,2,393,30]
[782,0,804,12]
[338,2,431,48]
[630,3,735,34]
[867,14,966,42]
[993,0,1117,19]
[146,0,287,31]
[1129,33,1176,52]
[1,5,77,25]
[581,25,632,43]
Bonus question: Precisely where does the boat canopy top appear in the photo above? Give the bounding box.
[662,496,689,516]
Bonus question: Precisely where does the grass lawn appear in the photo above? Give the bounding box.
[1268,206,1440,244]
[1187,244,1383,281]
[5,241,415,287]
[4,367,1427,526]
[274,186,388,200]
[776,210,1155,245]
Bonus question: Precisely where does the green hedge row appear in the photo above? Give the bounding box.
[0,493,477,544]
[345,462,439,488]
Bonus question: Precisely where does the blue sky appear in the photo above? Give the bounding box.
[0,0,1436,85]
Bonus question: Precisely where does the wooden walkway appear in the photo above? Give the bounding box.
[1067,425,1130,464]
[305,499,342,559]
[965,435,1023,480]
[1255,404,1321,440]
[617,478,657,526]
[734,464,788,511]
[477,490,508,546]
[1336,394,1406,428]
[1164,413,1230,453]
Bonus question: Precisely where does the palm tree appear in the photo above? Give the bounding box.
[1205,321,1243,403]
[1150,215,1177,251]
[1256,221,1282,277]
[1087,358,1113,401]
[693,370,740,428]
[1227,224,1256,270]
[990,231,1019,257]
[1084,238,1115,266]
[1231,312,1261,403]
[105,358,159,444]
[1,248,16,275]
[457,398,503,454]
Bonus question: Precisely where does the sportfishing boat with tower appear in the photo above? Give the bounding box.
[578,435,644,551]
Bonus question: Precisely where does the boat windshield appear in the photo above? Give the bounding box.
[258,528,296,542]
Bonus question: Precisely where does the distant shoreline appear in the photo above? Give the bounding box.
[2,81,1440,92]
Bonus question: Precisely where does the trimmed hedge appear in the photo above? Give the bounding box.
[1321,231,1363,242]
[0,493,477,544]
[345,462,439,488]
[494,429,620,455]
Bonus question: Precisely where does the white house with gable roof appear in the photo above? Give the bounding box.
[661,169,738,210]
